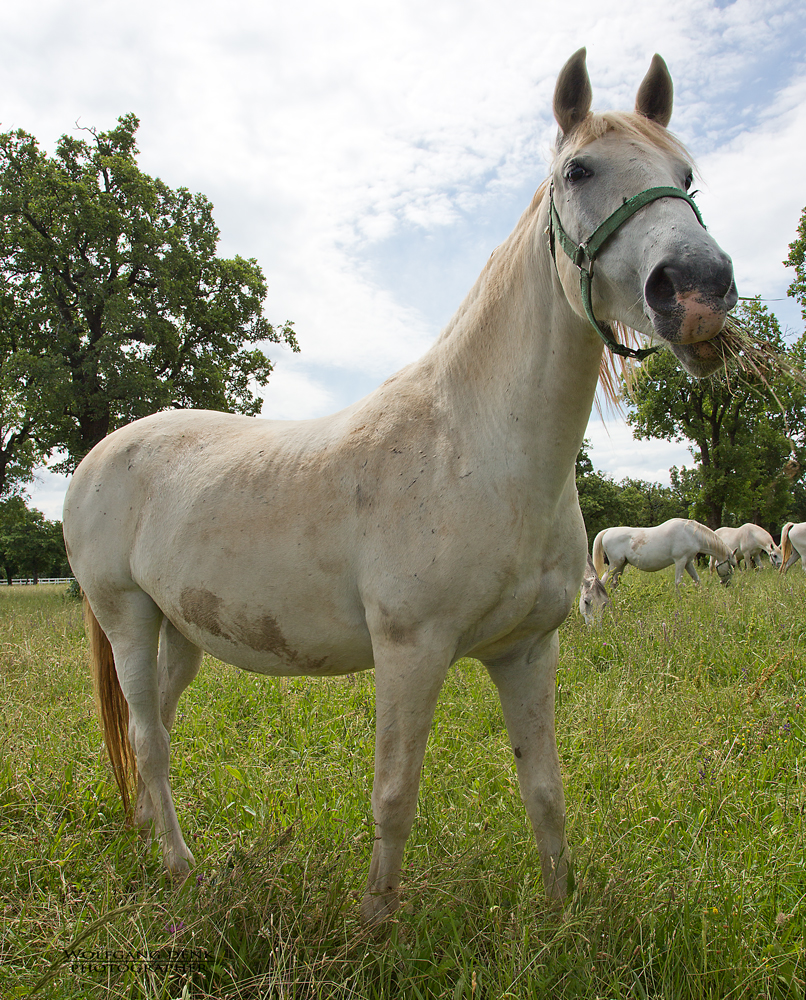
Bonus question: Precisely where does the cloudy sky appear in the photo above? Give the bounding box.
[2,0,805,519]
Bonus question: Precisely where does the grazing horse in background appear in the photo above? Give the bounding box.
[579,553,612,625]
[592,519,736,589]
[63,49,737,924]
[780,522,806,573]
[709,523,782,571]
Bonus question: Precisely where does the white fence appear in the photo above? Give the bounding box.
[0,577,75,586]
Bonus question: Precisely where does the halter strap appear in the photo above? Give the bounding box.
[715,555,733,572]
[548,185,706,361]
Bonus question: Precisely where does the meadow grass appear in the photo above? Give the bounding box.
[0,571,803,998]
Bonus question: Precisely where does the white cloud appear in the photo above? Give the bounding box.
[257,367,336,422]
[585,417,693,484]
[26,465,71,521]
[695,72,806,312]
[2,0,805,513]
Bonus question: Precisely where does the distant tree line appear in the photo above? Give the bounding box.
[0,497,69,584]
[575,442,688,548]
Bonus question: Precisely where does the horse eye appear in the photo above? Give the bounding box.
[564,162,591,183]
[684,171,694,191]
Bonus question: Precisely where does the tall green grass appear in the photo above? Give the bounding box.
[0,571,803,998]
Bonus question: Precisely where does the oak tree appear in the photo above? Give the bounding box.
[0,114,297,491]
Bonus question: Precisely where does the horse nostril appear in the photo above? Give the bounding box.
[644,263,679,316]
[707,249,737,299]
[645,254,737,316]
[717,259,738,308]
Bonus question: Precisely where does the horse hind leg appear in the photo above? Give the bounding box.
[605,559,625,589]
[134,620,203,841]
[94,590,195,874]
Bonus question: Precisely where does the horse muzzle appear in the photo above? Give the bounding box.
[644,250,737,375]
[644,254,738,345]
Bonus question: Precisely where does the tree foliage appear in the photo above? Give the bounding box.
[623,300,806,532]
[0,498,67,584]
[0,114,298,492]
[784,204,806,324]
[575,441,688,546]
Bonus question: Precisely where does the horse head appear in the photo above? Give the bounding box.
[579,552,612,625]
[550,49,737,376]
[715,552,738,585]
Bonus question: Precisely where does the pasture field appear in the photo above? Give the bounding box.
[0,571,804,999]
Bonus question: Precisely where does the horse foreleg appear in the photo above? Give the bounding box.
[135,620,203,839]
[485,632,569,902]
[680,559,700,586]
[361,637,451,926]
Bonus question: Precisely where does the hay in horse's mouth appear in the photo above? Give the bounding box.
[599,313,804,418]
[711,313,805,389]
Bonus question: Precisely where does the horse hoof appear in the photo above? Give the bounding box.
[164,848,195,877]
[359,890,400,927]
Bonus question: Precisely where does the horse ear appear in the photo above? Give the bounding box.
[635,54,673,127]
[553,48,592,137]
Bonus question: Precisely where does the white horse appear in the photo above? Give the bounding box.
[592,518,736,588]
[709,523,782,571]
[780,522,806,572]
[63,50,737,924]
[579,553,611,625]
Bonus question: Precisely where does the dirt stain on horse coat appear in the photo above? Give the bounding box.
[179,587,327,671]
[180,588,230,640]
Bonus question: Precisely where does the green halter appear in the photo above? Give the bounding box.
[548,185,706,360]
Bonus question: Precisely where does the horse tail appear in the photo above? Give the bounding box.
[592,529,607,578]
[780,522,794,573]
[85,598,135,817]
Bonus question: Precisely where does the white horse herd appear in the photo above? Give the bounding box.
[64,50,739,920]
[712,523,782,571]
[582,518,795,625]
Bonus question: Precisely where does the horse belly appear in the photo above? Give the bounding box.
[176,609,374,677]
[628,544,674,572]
[133,511,374,675]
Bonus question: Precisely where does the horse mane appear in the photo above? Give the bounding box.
[558,110,694,163]
[692,520,733,560]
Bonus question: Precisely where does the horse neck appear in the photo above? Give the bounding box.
[700,527,730,559]
[426,191,604,483]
